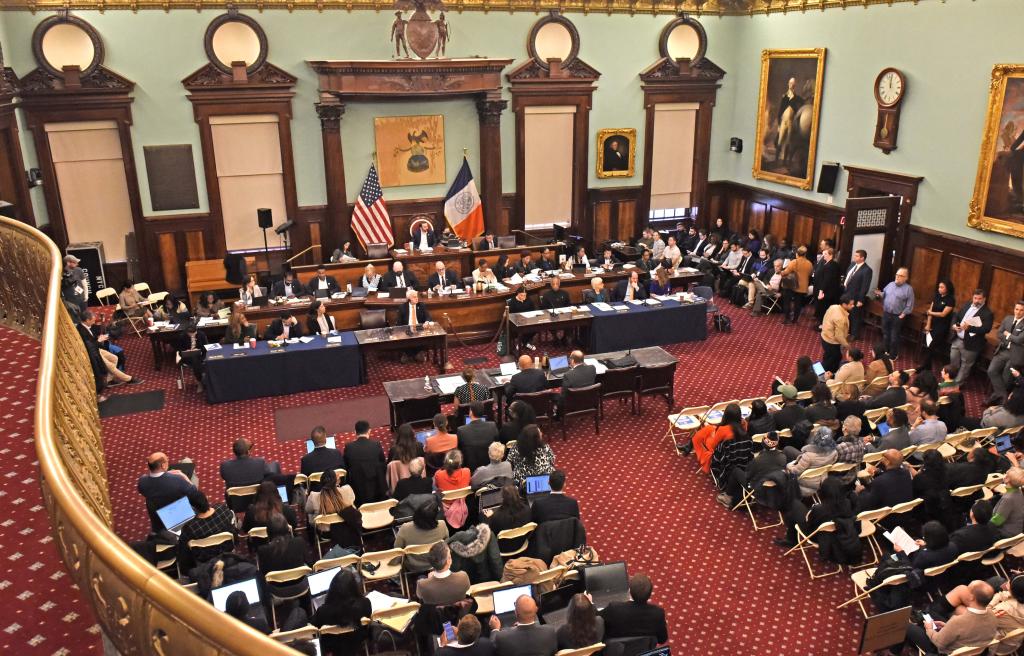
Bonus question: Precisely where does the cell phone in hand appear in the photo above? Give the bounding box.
[922,613,935,629]
[443,622,456,642]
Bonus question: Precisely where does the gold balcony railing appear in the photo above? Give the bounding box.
[0,216,294,655]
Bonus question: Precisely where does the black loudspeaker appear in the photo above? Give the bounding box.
[729,137,743,153]
[223,253,247,286]
[257,208,273,229]
[817,162,840,194]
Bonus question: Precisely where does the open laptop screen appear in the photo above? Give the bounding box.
[211,578,261,611]
[306,435,336,453]
[525,475,551,496]
[548,355,569,371]
[156,496,195,532]
[493,584,533,616]
[308,568,340,597]
[583,562,629,596]
[415,429,437,446]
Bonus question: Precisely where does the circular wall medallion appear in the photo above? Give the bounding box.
[203,12,268,76]
[659,16,708,65]
[409,216,435,237]
[527,13,580,71]
[32,14,104,77]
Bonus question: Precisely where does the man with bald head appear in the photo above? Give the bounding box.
[137,452,200,531]
[488,593,557,656]
[905,579,997,654]
[505,354,547,402]
[854,448,913,512]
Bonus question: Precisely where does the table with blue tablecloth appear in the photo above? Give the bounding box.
[586,298,707,352]
[203,333,362,403]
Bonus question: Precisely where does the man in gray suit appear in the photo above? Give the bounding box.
[488,594,557,656]
[842,249,873,340]
[987,300,1024,405]
[865,408,911,453]
[560,350,597,400]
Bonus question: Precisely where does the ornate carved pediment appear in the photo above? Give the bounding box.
[506,58,600,83]
[16,65,135,95]
[182,62,297,91]
[639,57,726,84]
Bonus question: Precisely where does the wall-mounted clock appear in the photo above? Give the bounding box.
[873,67,906,154]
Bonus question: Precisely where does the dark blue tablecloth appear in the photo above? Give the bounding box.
[204,333,362,403]
[587,298,707,352]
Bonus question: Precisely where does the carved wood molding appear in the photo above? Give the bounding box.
[639,56,726,89]
[843,164,924,207]
[307,58,512,100]
[16,65,135,100]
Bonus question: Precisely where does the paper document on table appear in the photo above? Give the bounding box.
[392,248,408,254]
[626,300,645,306]
[151,321,169,328]
[883,526,919,554]
[652,294,673,302]
[197,317,213,326]
[299,336,315,344]
[377,292,390,298]
[622,263,636,269]
[584,358,607,375]
[680,267,700,273]
[494,375,512,385]
[434,375,464,395]
[507,273,523,284]
[366,590,405,614]
[558,272,575,279]
[553,307,575,314]
[574,305,591,312]
[965,316,983,327]
[516,310,543,318]
[591,303,613,312]
[327,335,342,344]
[493,283,509,292]
[500,362,520,376]
[204,343,222,351]
[645,298,662,306]
[285,338,300,344]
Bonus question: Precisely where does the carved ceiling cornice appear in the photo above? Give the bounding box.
[507,58,600,83]
[16,65,135,96]
[182,61,297,91]
[640,56,725,84]
[0,0,941,15]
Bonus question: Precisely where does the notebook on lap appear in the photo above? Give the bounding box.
[583,561,630,610]
[156,496,195,535]
[492,584,533,627]
[479,488,503,512]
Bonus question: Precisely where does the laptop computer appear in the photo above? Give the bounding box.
[314,288,331,299]
[308,567,341,611]
[351,287,369,298]
[996,434,1015,453]
[548,355,570,377]
[525,474,551,500]
[211,577,262,611]
[168,461,195,480]
[415,429,437,447]
[277,485,289,504]
[812,361,826,380]
[497,236,517,249]
[479,488,503,512]
[492,584,533,627]
[306,435,336,453]
[583,561,630,610]
[156,496,196,535]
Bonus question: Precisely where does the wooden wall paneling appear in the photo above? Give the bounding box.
[727,197,745,232]
[593,202,612,243]
[818,221,838,247]
[309,222,321,254]
[748,201,766,234]
[707,192,722,228]
[157,232,181,291]
[0,93,35,224]
[769,208,789,242]
[184,230,205,261]
[909,246,942,296]
[617,199,636,240]
[988,268,1024,322]
[793,215,815,248]
[947,256,984,307]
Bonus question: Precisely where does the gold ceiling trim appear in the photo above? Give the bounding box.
[0,0,939,15]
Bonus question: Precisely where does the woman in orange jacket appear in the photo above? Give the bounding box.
[692,403,747,474]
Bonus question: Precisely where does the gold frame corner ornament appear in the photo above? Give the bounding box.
[967,63,1024,240]
[751,47,827,191]
[595,127,637,179]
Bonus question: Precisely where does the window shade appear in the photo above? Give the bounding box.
[524,106,575,227]
[650,103,698,211]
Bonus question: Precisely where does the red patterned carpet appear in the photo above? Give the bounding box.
[1,304,985,654]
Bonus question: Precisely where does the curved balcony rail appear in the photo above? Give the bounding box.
[0,216,294,655]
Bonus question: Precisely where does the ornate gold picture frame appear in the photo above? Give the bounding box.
[752,48,826,190]
[596,128,636,179]
[968,64,1024,239]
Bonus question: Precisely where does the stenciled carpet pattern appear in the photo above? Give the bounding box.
[1,304,986,654]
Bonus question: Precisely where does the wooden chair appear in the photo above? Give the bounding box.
[497,522,538,559]
[599,365,638,416]
[560,383,601,439]
[264,566,312,629]
[636,362,676,414]
[517,390,556,426]
[359,549,406,596]
[664,405,710,455]
[784,521,843,579]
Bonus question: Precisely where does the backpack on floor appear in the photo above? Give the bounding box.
[713,314,732,333]
[730,285,747,307]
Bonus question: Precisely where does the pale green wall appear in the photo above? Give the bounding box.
[0,9,736,219]
[716,0,1024,252]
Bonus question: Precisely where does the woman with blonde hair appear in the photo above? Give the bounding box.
[223,302,250,345]
[305,469,361,551]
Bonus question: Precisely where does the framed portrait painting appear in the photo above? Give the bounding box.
[373,114,446,188]
[968,64,1024,239]
[752,48,827,190]
[596,128,636,179]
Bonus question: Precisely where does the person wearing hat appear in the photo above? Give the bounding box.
[772,384,807,431]
[174,321,209,393]
[61,253,89,318]
[717,430,787,509]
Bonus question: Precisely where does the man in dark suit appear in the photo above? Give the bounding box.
[540,277,570,310]
[508,251,538,276]
[427,260,460,291]
[271,270,304,298]
[175,323,209,391]
[488,595,558,656]
[343,420,387,505]
[457,402,500,472]
[595,248,619,269]
[380,261,418,293]
[722,245,755,298]
[842,249,873,340]
[477,232,498,251]
[78,310,138,393]
[413,221,436,250]
[951,500,996,554]
[950,289,996,387]
[865,408,911,452]
[300,425,345,483]
[864,370,909,409]
[220,438,276,489]
[137,451,202,531]
[505,355,548,402]
[616,270,648,302]
[396,289,431,327]
[537,247,558,272]
[986,300,1024,404]
[855,449,913,512]
[813,247,842,325]
[600,574,669,645]
[634,250,657,278]
[530,470,579,524]
[307,264,340,297]
[560,350,597,401]
[263,311,303,341]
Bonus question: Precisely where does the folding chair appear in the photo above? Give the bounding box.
[528,566,567,591]
[981,534,1024,579]
[853,506,892,569]
[758,285,782,316]
[950,484,986,505]
[155,542,179,579]
[1000,425,1024,439]
[730,479,784,531]
[922,559,960,599]
[839,567,908,617]
[692,285,718,326]
[889,498,923,519]
[940,431,972,460]
[992,626,1024,656]
[264,566,312,630]
[784,521,843,579]
[468,581,512,615]
[498,522,538,559]
[359,499,398,539]
[95,287,117,307]
[313,513,347,558]
[146,291,169,306]
[863,407,889,428]
[797,464,835,502]
[133,281,153,298]
[360,601,421,640]
[359,548,406,596]
[401,541,441,591]
[226,484,260,515]
[664,405,710,455]
[269,625,318,645]
[186,532,235,558]
[313,554,360,572]
[704,400,739,425]
[555,645,606,656]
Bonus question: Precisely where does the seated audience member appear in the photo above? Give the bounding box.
[394,457,432,501]
[225,590,271,634]
[785,426,839,497]
[981,389,1024,429]
[477,232,497,251]
[222,302,251,345]
[862,343,897,397]
[582,276,609,303]
[778,475,854,550]
[557,593,605,651]
[910,401,948,446]
[428,260,460,291]
[904,580,997,655]
[471,442,514,490]
[301,425,346,480]
[855,449,913,511]
[242,480,297,533]
[488,594,558,656]
[710,420,755,493]
[750,257,784,316]
[195,292,224,318]
[540,275,571,310]
[271,270,303,298]
[220,438,276,489]
[425,413,457,455]
[913,450,952,526]
[416,541,472,606]
[718,431,787,509]
[310,568,372,655]
[358,263,382,291]
[438,613,495,656]
[257,514,310,579]
[505,355,547,403]
[834,416,867,485]
[507,424,556,484]
[691,403,746,471]
[485,484,532,554]
[530,470,580,524]
[78,310,138,391]
[951,500,996,554]
[560,350,597,399]
[174,322,208,391]
[714,242,744,294]
[649,267,673,296]
[746,399,776,436]
[939,364,961,396]
[118,281,147,317]
[152,294,190,322]
[989,576,1024,653]
[617,269,648,301]
[661,235,683,269]
[991,467,1024,539]
[458,402,499,472]
[830,347,866,401]
[772,385,807,430]
[306,300,337,336]
[472,259,498,285]
[388,423,425,471]
[239,273,263,305]
[435,449,472,528]
[804,382,838,427]
[264,311,303,341]
[600,573,669,644]
[137,452,200,531]
[500,400,537,443]
[454,369,493,408]
[908,368,941,408]
[792,355,820,392]
[893,520,959,575]
[176,491,236,568]
[395,500,450,573]
[343,420,388,505]
[305,469,362,550]
[650,230,667,261]
[866,408,911,452]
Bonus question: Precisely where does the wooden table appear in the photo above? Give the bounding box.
[382,369,498,430]
[354,323,448,377]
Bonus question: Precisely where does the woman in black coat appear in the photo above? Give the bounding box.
[310,568,372,655]
[484,484,532,552]
[257,514,311,598]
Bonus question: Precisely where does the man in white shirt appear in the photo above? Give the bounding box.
[752,259,784,316]
[660,235,682,269]
[415,222,435,250]
[308,265,339,297]
[650,231,666,261]
[472,258,497,285]
[616,270,648,302]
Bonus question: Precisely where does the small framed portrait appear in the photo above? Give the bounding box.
[596,128,636,179]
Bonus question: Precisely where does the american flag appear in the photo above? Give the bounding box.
[351,165,394,247]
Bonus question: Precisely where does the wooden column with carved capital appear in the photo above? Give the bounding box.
[317,102,348,253]
[476,97,507,235]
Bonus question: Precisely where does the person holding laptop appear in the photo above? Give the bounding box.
[301,426,345,482]
[176,491,236,571]
[137,451,201,532]
[484,484,532,553]
[600,573,668,645]
[488,594,557,656]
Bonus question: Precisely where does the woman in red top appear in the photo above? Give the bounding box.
[692,403,746,474]
[434,449,471,528]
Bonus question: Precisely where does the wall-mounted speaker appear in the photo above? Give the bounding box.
[817,162,840,194]
[729,137,743,153]
[223,253,247,286]
[257,207,273,229]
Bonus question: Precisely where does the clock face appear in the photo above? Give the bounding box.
[877,70,903,106]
